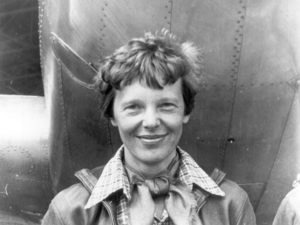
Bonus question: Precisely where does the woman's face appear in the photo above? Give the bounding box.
[111,79,190,170]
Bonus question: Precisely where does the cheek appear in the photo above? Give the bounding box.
[116,116,141,135]
[162,114,186,129]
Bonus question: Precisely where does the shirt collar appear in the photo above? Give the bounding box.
[177,147,225,196]
[85,146,224,209]
[85,146,130,209]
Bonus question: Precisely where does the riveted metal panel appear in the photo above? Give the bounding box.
[92,0,171,58]
[256,89,300,224]
[223,0,299,184]
[224,83,295,183]
[0,96,51,216]
[173,0,247,172]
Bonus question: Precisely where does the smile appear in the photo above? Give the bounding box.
[137,134,167,143]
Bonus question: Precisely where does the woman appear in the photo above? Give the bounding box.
[42,30,256,225]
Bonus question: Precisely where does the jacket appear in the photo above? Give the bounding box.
[272,186,300,225]
[42,166,256,225]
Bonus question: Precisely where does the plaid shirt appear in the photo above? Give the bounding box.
[85,146,225,225]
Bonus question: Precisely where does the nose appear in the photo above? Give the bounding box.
[142,108,160,129]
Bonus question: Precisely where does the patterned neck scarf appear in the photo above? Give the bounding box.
[125,153,180,197]
[125,153,202,225]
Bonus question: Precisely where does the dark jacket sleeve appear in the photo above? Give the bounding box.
[235,189,256,225]
[42,200,65,225]
[41,183,99,225]
[201,179,256,225]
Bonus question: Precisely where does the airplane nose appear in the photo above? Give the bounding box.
[142,109,160,129]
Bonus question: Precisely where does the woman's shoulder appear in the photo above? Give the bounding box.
[50,183,91,215]
[49,165,105,213]
[53,182,90,204]
[219,178,249,200]
[42,183,93,225]
[204,177,250,210]
[202,178,256,225]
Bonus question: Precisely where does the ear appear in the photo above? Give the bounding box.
[183,114,190,124]
[110,117,117,127]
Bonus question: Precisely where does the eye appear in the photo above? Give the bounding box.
[159,102,177,111]
[124,104,142,112]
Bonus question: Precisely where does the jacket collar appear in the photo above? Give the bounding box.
[177,147,225,196]
[85,146,224,209]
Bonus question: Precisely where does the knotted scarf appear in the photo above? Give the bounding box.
[125,153,179,197]
[125,154,202,225]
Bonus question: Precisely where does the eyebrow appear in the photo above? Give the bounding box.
[120,96,180,107]
[120,99,143,107]
[158,97,180,103]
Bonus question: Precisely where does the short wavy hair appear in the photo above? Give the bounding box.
[94,29,203,118]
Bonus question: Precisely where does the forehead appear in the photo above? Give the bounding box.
[114,79,183,103]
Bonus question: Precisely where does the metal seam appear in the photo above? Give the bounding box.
[98,1,113,152]
[38,0,45,70]
[98,1,108,58]
[220,0,248,169]
[167,0,173,32]
[255,83,299,210]
[57,60,74,170]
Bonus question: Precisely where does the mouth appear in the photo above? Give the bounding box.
[137,134,167,144]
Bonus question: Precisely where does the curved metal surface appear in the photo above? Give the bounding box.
[0,0,43,96]
[0,95,51,222]
[38,0,300,224]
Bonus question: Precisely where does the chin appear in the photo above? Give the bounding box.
[138,152,164,164]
